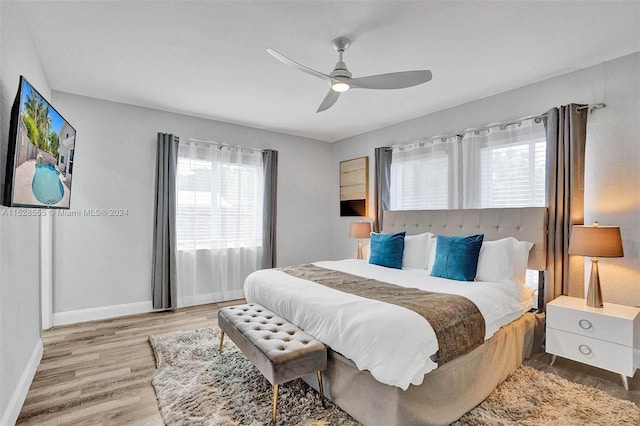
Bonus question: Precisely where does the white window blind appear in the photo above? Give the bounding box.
[462,119,546,209]
[176,143,263,251]
[479,139,546,208]
[391,156,448,209]
[390,136,459,210]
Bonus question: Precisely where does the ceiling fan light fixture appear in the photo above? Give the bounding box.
[331,81,350,92]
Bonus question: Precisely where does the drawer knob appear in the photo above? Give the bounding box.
[578,344,592,355]
[578,319,592,330]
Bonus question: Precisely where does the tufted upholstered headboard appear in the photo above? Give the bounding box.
[382,207,548,271]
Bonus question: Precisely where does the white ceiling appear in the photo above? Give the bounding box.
[19,1,640,142]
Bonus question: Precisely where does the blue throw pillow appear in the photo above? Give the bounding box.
[430,234,484,281]
[369,231,406,269]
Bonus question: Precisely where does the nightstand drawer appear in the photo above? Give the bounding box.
[547,304,633,346]
[546,328,635,376]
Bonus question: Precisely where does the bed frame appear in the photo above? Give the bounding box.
[303,207,548,425]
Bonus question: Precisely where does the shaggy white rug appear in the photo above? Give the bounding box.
[149,327,640,425]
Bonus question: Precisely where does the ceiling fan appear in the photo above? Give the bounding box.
[266,37,432,113]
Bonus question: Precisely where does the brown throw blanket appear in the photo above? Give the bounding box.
[280,264,485,365]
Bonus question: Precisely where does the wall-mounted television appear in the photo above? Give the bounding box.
[3,76,76,209]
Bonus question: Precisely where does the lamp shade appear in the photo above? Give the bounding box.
[568,225,624,258]
[349,222,371,239]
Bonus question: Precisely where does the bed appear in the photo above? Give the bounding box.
[244,207,547,425]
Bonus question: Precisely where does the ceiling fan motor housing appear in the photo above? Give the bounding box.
[331,61,352,79]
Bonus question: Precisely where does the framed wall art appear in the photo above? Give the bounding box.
[340,156,368,216]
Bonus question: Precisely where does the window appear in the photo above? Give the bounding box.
[391,155,448,209]
[176,144,263,251]
[479,138,546,208]
[462,120,546,209]
[390,136,459,210]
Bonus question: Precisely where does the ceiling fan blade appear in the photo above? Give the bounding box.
[266,48,332,82]
[316,89,340,113]
[349,70,432,90]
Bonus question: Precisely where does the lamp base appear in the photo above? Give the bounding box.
[585,258,603,308]
[356,239,364,260]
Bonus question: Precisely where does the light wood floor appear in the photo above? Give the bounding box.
[17,303,639,425]
[17,300,241,426]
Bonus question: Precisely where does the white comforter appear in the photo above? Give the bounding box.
[244,259,533,390]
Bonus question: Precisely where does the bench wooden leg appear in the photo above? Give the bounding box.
[316,371,325,408]
[272,384,279,424]
[219,331,225,353]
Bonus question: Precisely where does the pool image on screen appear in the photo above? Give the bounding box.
[6,77,76,208]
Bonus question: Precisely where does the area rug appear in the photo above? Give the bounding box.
[149,327,640,425]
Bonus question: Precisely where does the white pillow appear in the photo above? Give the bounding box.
[426,237,437,272]
[402,232,434,269]
[475,237,533,285]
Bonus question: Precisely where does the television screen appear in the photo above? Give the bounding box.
[3,76,76,209]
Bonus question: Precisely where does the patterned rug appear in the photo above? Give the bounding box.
[149,327,640,425]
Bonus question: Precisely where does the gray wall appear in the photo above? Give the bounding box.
[49,92,333,313]
[331,52,640,306]
[0,2,48,423]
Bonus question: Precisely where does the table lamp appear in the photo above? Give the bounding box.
[349,222,371,260]
[568,222,624,308]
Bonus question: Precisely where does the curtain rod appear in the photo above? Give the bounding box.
[389,103,606,149]
[577,103,606,113]
[182,136,268,154]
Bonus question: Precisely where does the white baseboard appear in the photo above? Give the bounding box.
[52,293,246,326]
[53,301,153,326]
[0,338,43,426]
[178,290,245,308]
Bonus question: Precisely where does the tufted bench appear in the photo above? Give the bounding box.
[218,303,327,424]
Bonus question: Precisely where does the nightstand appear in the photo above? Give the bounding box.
[546,295,640,390]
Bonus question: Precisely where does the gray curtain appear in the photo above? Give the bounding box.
[373,147,393,233]
[152,133,179,310]
[262,149,278,268]
[544,104,588,304]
